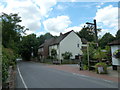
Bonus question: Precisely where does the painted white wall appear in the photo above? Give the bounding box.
[111,45,120,66]
[59,31,83,60]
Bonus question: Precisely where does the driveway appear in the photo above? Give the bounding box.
[15,61,118,88]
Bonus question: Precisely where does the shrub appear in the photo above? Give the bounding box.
[2,46,16,84]
[83,65,88,70]
[62,52,72,60]
[51,49,57,59]
[95,62,107,74]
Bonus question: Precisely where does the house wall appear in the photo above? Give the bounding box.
[111,45,120,66]
[59,31,83,60]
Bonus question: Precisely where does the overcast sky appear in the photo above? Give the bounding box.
[0,0,119,37]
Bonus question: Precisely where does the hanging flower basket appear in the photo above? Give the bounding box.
[113,49,120,59]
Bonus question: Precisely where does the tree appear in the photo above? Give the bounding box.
[104,46,112,61]
[62,52,72,60]
[1,13,28,51]
[116,29,120,39]
[99,33,115,48]
[77,27,101,42]
[19,34,38,60]
[37,33,53,46]
[93,47,107,62]
[77,27,94,42]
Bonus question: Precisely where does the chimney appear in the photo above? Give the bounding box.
[60,32,62,36]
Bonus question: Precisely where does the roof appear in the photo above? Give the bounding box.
[108,39,120,46]
[49,30,73,46]
[39,30,87,48]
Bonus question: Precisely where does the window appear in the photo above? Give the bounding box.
[77,44,79,47]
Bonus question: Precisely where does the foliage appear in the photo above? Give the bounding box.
[1,13,26,85]
[104,46,112,61]
[51,49,57,59]
[37,33,53,46]
[95,62,107,74]
[1,13,28,49]
[77,27,101,42]
[83,65,88,70]
[2,46,16,84]
[19,34,38,60]
[62,51,72,60]
[82,50,88,65]
[116,29,120,39]
[82,42,97,66]
[99,33,115,49]
[93,47,107,61]
[113,49,120,59]
[77,27,94,42]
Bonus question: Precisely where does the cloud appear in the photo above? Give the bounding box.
[65,24,86,32]
[96,2,104,8]
[43,15,72,35]
[95,5,118,36]
[0,0,57,35]
[56,5,65,10]
[32,0,57,17]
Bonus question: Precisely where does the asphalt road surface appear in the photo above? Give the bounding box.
[15,61,118,88]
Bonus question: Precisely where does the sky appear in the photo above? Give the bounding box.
[0,0,119,37]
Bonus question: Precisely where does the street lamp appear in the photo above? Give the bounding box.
[86,19,98,45]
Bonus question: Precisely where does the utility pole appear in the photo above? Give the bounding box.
[86,19,98,46]
[86,19,99,70]
[94,19,98,44]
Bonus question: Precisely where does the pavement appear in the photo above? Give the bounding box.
[46,64,119,82]
[15,61,119,88]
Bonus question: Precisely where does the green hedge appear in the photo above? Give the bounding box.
[95,62,107,74]
[2,47,16,84]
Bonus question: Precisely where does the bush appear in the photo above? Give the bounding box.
[95,62,107,74]
[83,65,88,70]
[62,52,72,60]
[2,46,16,84]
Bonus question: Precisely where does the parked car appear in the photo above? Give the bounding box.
[16,58,22,61]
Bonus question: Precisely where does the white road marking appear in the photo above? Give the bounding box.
[103,79,114,83]
[17,65,28,90]
[72,73,89,78]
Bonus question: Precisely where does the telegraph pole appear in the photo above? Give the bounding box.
[94,19,98,44]
[86,19,98,47]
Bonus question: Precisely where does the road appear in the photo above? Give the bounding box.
[15,61,118,88]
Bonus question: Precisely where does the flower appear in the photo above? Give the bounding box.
[113,49,120,59]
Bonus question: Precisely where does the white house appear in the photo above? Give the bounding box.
[38,30,87,61]
[109,39,120,70]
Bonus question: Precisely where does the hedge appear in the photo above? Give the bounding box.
[2,47,16,84]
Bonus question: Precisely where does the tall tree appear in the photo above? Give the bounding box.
[19,34,38,60]
[77,27,94,42]
[1,13,28,49]
[99,33,115,48]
